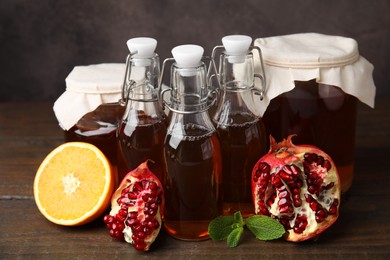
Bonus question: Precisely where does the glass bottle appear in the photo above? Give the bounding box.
[117,37,167,184]
[161,45,222,241]
[211,35,267,217]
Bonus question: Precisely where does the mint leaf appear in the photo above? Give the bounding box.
[246,215,285,240]
[233,211,244,225]
[209,212,284,247]
[227,226,243,248]
[208,215,235,240]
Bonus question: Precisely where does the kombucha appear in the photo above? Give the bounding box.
[215,113,267,217]
[163,126,222,241]
[262,80,357,193]
[64,103,125,173]
[117,113,167,184]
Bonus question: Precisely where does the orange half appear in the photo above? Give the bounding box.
[33,142,114,226]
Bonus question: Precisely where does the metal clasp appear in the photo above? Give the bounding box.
[250,45,267,101]
[119,51,138,106]
[158,56,219,114]
[210,45,267,101]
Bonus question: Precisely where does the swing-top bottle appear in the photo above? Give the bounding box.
[161,44,222,241]
[117,37,167,184]
[211,35,267,217]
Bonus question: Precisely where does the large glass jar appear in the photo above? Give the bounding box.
[255,33,376,193]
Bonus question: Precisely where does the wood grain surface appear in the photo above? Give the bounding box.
[0,100,389,259]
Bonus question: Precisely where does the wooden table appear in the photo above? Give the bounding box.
[1,100,389,259]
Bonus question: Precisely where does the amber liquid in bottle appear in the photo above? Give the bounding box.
[164,126,222,241]
[64,103,125,173]
[117,113,167,184]
[262,80,357,193]
[215,112,266,217]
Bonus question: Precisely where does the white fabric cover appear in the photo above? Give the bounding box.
[253,33,376,116]
[53,63,125,130]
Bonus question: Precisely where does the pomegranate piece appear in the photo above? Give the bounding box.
[104,161,164,251]
[251,135,340,242]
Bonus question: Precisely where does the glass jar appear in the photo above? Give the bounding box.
[53,63,126,184]
[255,33,376,193]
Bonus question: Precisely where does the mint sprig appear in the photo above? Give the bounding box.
[208,211,286,247]
[246,215,286,241]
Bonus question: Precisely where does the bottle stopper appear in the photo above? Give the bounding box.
[171,44,204,68]
[222,35,252,63]
[127,37,157,66]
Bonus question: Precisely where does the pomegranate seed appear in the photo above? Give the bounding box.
[278,198,288,206]
[323,160,331,171]
[272,176,283,187]
[328,205,337,215]
[308,185,316,194]
[328,199,339,215]
[279,170,293,181]
[128,192,138,199]
[317,155,324,166]
[292,188,300,194]
[279,204,293,214]
[142,194,150,202]
[324,182,335,190]
[129,212,137,219]
[281,165,292,175]
[103,215,113,224]
[279,190,288,198]
[314,177,323,186]
[310,201,319,211]
[132,234,139,242]
[109,229,116,238]
[133,182,143,192]
[253,170,261,182]
[116,213,126,222]
[290,165,301,177]
[135,241,146,251]
[126,218,139,227]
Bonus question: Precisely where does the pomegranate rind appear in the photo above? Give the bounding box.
[252,135,341,242]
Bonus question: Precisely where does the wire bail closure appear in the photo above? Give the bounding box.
[159,56,220,114]
[119,52,136,107]
[210,45,267,101]
[119,50,160,108]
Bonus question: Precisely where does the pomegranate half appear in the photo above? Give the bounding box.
[103,160,164,251]
[251,135,340,242]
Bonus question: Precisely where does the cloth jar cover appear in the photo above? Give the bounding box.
[253,33,376,116]
[53,63,125,130]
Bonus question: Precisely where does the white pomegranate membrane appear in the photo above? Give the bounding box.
[252,136,340,242]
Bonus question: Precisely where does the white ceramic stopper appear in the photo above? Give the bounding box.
[171,44,204,68]
[222,35,252,63]
[127,37,157,59]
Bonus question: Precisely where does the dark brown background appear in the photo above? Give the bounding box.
[1,0,389,102]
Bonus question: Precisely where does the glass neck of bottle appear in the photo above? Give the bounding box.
[127,54,160,101]
[219,52,254,90]
[169,63,209,113]
[122,99,165,126]
[167,110,215,136]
